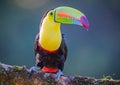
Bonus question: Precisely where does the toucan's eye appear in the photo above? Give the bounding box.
[50,12,53,16]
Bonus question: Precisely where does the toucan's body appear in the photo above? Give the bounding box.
[34,34,67,73]
[30,6,89,80]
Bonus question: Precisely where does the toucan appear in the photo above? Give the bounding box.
[30,6,89,80]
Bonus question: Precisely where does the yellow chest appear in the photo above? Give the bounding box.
[39,17,62,52]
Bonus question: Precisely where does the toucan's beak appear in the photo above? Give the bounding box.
[54,6,89,31]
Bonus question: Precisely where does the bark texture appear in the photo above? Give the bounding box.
[0,62,120,85]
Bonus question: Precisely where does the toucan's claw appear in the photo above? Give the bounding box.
[29,66,40,73]
[55,69,63,81]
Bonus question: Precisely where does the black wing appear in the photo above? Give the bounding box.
[34,34,44,68]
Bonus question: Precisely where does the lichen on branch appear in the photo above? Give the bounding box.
[0,62,120,85]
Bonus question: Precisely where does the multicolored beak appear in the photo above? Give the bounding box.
[54,6,89,31]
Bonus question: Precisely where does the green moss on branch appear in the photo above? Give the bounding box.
[0,62,120,85]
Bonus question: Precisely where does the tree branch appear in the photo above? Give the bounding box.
[0,62,120,85]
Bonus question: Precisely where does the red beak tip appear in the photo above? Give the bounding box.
[86,27,89,31]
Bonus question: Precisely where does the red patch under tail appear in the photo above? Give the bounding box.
[42,66,58,73]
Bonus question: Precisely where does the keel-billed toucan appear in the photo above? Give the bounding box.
[30,6,89,80]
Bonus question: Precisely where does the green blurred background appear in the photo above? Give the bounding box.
[0,0,120,80]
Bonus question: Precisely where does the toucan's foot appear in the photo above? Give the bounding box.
[29,66,40,73]
[55,70,63,81]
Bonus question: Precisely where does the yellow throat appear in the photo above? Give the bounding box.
[39,15,62,52]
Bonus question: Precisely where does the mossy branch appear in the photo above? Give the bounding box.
[0,62,120,85]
